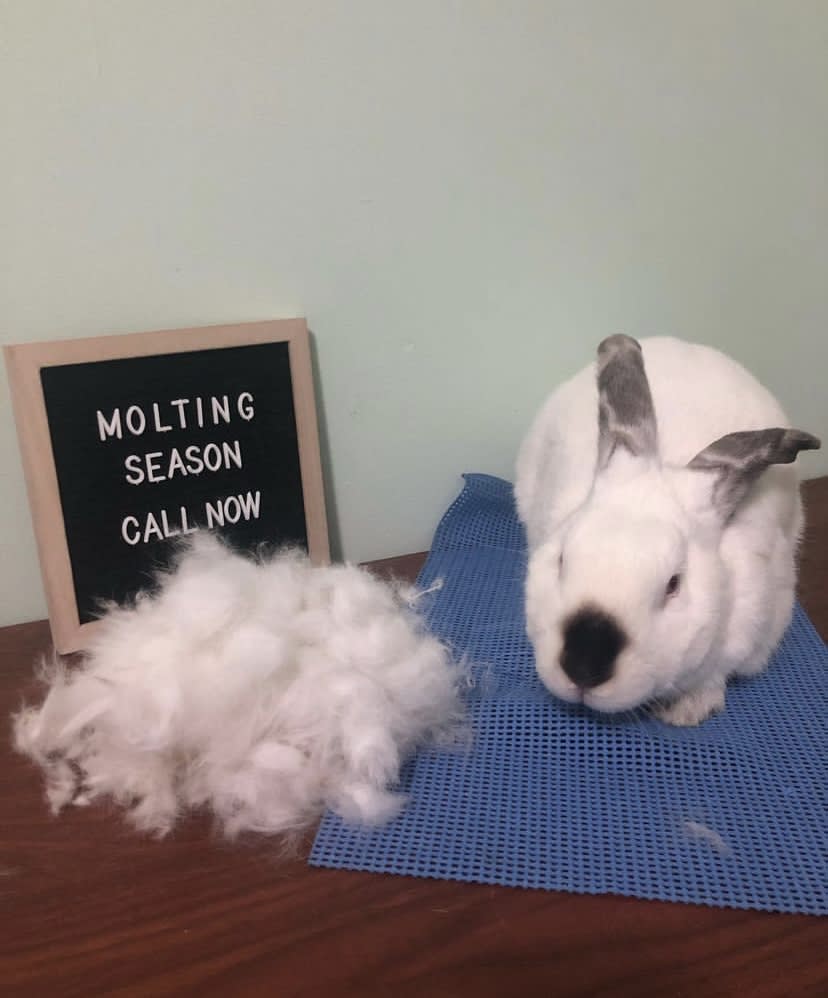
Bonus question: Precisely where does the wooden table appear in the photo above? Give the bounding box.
[2,480,827,997]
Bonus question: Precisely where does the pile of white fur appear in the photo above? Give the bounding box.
[13,535,460,840]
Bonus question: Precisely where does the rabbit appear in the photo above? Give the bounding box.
[514,334,820,726]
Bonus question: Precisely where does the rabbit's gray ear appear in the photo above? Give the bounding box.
[596,335,659,471]
[688,428,820,521]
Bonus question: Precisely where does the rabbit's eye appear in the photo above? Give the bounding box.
[665,574,681,598]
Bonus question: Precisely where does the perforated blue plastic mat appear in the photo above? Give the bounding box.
[310,474,827,914]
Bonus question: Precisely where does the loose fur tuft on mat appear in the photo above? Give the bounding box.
[13,534,461,840]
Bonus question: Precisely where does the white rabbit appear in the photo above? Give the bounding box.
[515,335,820,726]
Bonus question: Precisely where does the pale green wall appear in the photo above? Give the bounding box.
[2,1,826,626]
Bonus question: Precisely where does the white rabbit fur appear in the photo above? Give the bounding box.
[515,336,819,725]
[13,534,461,839]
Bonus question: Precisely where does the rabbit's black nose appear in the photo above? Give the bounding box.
[560,607,627,689]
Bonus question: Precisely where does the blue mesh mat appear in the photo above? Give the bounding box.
[310,474,828,914]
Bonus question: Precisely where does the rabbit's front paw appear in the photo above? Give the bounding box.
[655,683,725,727]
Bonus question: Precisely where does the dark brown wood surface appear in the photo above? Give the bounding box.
[1,480,827,997]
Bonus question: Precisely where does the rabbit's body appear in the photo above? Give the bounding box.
[515,336,817,725]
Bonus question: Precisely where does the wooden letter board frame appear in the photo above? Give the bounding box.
[5,319,329,653]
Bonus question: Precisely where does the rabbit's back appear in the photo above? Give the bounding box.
[515,337,800,550]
